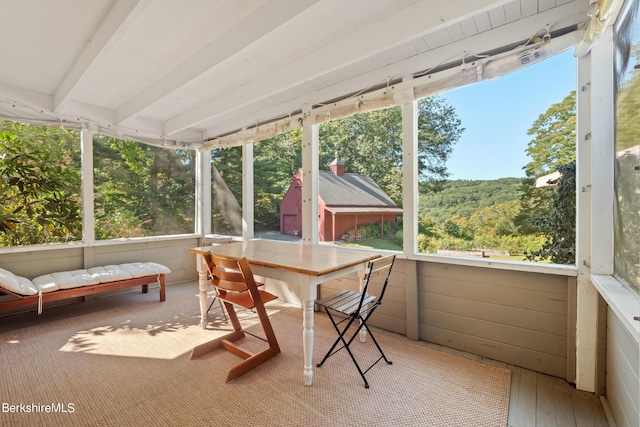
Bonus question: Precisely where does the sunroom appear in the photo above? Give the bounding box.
[0,1,638,426]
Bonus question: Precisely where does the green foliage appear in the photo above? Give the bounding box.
[416,180,547,258]
[524,91,576,178]
[418,178,523,222]
[93,135,195,239]
[417,232,546,257]
[211,145,243,206]
[319,96,463,205]
[94,210,147,239]
[418,216,438,237]
[616,45,640,151]
[516,91,576,235]
[0,122,82,246]
[346,222,397,241]
[417,97,464,183]
[525,162,576,264]
[469,201,519,237]
[254,131,302,230]
[443,220,462,238]
[614,43,640,289]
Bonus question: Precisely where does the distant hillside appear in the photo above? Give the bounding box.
[418,178,524,222]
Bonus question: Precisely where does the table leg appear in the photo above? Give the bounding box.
[196,256,209,329]
[302,299,315,386]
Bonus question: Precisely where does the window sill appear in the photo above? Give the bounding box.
[591,274,640,343]
[404,252,578,277]
[0,234,200,254]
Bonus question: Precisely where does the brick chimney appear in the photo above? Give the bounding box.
[329,156,344,176]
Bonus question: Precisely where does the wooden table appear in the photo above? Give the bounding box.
[189,239,381,386]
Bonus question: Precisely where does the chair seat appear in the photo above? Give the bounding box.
[316,290,376,315]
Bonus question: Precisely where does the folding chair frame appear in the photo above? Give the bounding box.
[315,255,396,388]
[207,287,228,322]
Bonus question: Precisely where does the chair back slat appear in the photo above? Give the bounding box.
[204,253,250,293]
[362,255,395,303]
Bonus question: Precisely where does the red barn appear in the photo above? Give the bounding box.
[280,158,402,242]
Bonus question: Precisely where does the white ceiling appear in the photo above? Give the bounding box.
[0,0,591,150]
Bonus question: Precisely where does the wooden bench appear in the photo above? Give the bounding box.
[0,263,168,314]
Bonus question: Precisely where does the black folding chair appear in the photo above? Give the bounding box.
[315,254,396,388]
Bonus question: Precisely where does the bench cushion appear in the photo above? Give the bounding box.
[0,267,39,296]
[88,265,134,283]
[1,262,171,296]
[119,262,171,278]
[33,270,101,292]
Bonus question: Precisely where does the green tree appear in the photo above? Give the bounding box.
[516,91,576,234]
[525,161,576,264]
[93,135,195,239]
[614,43,640,288]
[468,201,519,238]
[418,178,523,223]
[0,122,81,246]
[319,96,463,204]
[254,130,302,230]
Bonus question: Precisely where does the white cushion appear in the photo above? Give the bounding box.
[33,269,100,291]
[52,270,100,289]
[119,262,171,278]
[0,267,38,296]
[32,275,60,293]
[88,265,133,283]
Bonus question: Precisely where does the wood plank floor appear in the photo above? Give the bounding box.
[507,365,610,427]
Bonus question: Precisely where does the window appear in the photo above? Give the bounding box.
[0,121,81,247]
[419,50,577,264]
[93,136,195,239]
[211,146,242,236]
[254,130,302,239]
[613,0,640,292]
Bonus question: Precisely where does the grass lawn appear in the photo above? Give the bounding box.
[335,238,402,251]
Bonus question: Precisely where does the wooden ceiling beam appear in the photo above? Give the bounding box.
[53,0,152,114]
[115,0,321,125]
[165,0,507,136]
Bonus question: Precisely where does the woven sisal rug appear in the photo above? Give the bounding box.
[0,283,511,426]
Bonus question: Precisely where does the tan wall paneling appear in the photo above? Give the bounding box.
[92,237,199,284]
[0,247,85,278]
[417,262,571,379]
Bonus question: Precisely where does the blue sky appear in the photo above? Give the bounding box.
[440,49,576,180]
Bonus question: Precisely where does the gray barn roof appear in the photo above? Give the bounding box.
[318,171,398,208]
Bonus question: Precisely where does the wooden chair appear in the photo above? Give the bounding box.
[190,253,281,382]
[206,254,267,321]
[315,254,396,388]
